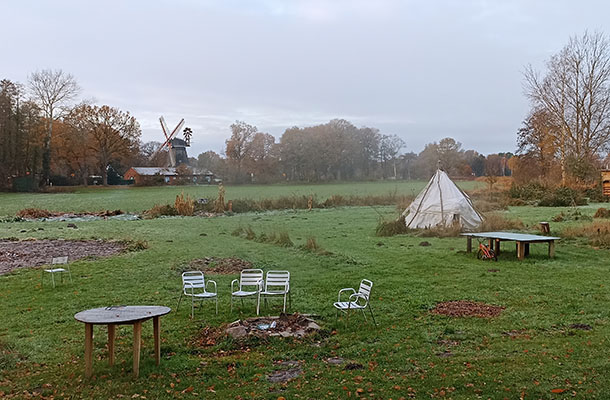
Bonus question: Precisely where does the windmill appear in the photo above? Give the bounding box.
[151,117,191,167]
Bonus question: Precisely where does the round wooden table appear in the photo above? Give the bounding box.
[74,305,171,378]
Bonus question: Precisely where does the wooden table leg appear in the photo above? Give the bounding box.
[85,323,93,378]
[517,241,525,260]
[108,324,115,366]
[153,316,161,366]
[494,239,500,255]
[549,240,555,258]
[466,236,472,253]
[524,243,530,257]
[133,322,142,378]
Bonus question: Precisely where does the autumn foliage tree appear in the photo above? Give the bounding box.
[65,104,141,185]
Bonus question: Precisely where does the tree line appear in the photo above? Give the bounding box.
[197,123,511,184]
[0,70,142,188]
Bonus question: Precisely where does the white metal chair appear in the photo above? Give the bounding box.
[42,256,71,288]
[260,270,291,313]
[333,279,377,325]
[231,269,264,315]
[177,271,218,318]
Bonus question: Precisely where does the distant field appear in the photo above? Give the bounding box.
[0,180,483,215]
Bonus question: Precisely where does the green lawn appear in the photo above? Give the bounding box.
[0,180,482,216]
[1,189,610,398]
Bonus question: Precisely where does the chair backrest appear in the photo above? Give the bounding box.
[357,279,373,304]
[52,256,68,265]
[182,271,205,293]
[265,270,290,291]
[240,269,263,290]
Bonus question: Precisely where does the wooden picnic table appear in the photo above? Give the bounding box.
[462,232,560,260]
[74,305,171,378]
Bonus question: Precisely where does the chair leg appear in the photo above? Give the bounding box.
[361,308,367,323]
[68,268,73,283]
[51,272,56,288]
[256,294,260,316]
[283,294,287,313]
[191,297,194,319]
[230,296,233,313]
[215,297,218,315]
[177,292,183,311]
[368,305,377,326]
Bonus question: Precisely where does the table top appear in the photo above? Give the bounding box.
[74,305,171,325]
[461,232,560,241]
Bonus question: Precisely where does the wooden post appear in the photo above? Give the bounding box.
[466,236,472,253]
[153,316,161,366]
[108,324,115,366]
[85,323,93,378]
[548,240,555,258]
[517,241,525,260]
[494,239,500,255]
[524,243,530,257]
[133,322,142,378]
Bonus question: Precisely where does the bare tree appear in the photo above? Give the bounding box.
[524,31,610,184]
[28,69,80,185]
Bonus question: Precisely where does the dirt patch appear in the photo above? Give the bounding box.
[502,329,531,339]
[226,313,321,339]
[0,239,126,275]
[431,300,505,318]
[188,257,253,274]
[17,208,124,219]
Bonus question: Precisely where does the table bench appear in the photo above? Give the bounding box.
[462,232,560,260]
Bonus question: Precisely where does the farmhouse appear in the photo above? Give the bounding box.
[124,167,217,185]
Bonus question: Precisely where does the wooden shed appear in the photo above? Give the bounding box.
[603,169,610,197]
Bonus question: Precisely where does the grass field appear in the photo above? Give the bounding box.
[0,180,482,216]
[1,183,610,398]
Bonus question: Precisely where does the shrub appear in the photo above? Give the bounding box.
[594,208,610,219]
[174,192,195,216]
[509,182,546,201]
[563,221,610,248]
[552,209,592,222]
[478,214,524,232]
[376,215,408,237]
[143,204,177,219]
[245,226,257,240]
[16,208,52,219]
[230,198,260,213]
[124,240,149,252]
[538,187,587,207]
[274,231,294,247]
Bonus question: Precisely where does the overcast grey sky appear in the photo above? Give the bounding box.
[2,0,609,157]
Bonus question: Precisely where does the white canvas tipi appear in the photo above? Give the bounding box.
[402,169,483,230]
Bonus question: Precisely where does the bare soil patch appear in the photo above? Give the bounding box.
[17,208,124,219]
[188,257,253,274]
[0,239,126,275]
[431,300,505,318]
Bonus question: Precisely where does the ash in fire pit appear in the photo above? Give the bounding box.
[226,313,321,339]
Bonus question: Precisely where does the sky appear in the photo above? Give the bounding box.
[2,0,609,157]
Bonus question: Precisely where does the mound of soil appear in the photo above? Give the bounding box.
[226,313,321,339]
[0,239,126,275]
[431,300,505,318]
[189,257,253,274]
[17,208,124,219]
